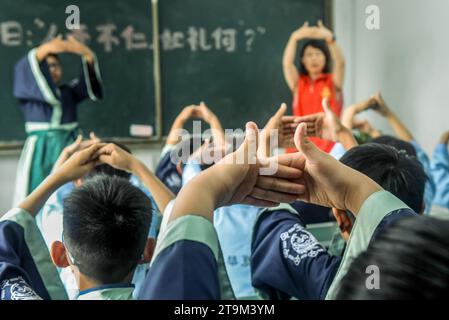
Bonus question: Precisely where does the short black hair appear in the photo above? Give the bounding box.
[340,143,425,213]
[63,175,152,284]
[337,216,449,299]
[299,39,332,75]
[371,135,417,157]
[84,141,132,181]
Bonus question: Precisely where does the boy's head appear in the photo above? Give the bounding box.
[333,143,426,241]
[51,175,152,285]
[337,216,449,299]
[371,135,417,157]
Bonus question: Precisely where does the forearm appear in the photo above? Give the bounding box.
[337,127,358,150]
[19,173,66,217]
[35,43,52,62]
[386,112,414,142]
[282,36,300,90]
[328,42,345,89]
[131,160,175,213]
[208,116,225,146]
[166,117,187,145]
[344,171,383,215]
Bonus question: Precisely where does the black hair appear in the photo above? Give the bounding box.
[46,53,60,62]
[340,143,425,213]
[83,141,132,181]
[337,216,449,299]
[299,39,332,75]
[63,175,152,284]
[371,135,417,157]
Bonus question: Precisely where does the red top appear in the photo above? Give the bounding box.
[288,73,342,153]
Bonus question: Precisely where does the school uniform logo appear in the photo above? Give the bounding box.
[0,277,42,300]
[281,224,325,266]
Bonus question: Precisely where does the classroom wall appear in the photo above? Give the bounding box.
[334,0,449,154]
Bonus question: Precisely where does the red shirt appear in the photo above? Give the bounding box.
[288,73,342,153]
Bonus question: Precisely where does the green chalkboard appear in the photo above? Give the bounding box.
[0,0,155,143]
[159,0,331,134]
[0,0,330,144]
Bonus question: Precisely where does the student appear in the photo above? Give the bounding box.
[176,104,298,299]
[337,216,449,299]
[13,35,103,205]
[156,103,225,194]
[2,141,177,300]
[36,137,164,299]
[430,131,449,219]
[283,20,345,152]
[136,122,420,300]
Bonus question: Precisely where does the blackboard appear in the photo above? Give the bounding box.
[159,0,331,134]
[0,0,330,144]
[0,0,155,143]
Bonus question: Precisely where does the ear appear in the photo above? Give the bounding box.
[332,208,353,239]
[176,162,183,175]
[139,238,156,264]
[50,241,70,268]
[419,202,425,215]
[74,178,83,187]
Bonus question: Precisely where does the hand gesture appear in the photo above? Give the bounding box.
[55,143,105,183]
[94,143,139,173]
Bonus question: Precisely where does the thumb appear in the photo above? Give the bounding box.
[317,19,323,27]
[303,21,309,27]
[273,103,287,119]
[322,97,332,114]
[242,122,259,163]
[294,123,322,162]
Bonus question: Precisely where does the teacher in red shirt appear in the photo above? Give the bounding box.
[283,20,345,152]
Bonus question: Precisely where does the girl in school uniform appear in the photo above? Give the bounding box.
[12,35,103,205]
[282,20,345,152]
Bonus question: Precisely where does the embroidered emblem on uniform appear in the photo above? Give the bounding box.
[281,223,325,266]
[0,277,42,300]
[321,86,331,99]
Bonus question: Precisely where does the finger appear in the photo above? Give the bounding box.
[78,143,106,163]
[260,160,303,179]
[272,103,287,120]
[318,19,323,27]
[92,143,115,159]
[322,97,332,113]
[90,131,99,141]
[242,196,279,208]
[294,123,324,162]
[256,176,306,194]
[282,116,298,123]
[303,21,309,27]
[250,187,300,204]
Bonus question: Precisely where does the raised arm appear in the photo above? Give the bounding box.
[374,92,414,142]
[166,105,198,145]
[283,22,313,92]
[196,102,226,146]
[316,21,345,91]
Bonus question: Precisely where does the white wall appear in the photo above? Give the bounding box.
[334,0,449,154]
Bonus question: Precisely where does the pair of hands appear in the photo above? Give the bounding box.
[292,20,334,43]
[354,92,391,117]
[43,35,94,62]
[172,120,381,220]
[53,137,140,185]
[177,102,217,124]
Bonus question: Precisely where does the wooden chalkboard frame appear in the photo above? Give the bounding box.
[0,0,333,150]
